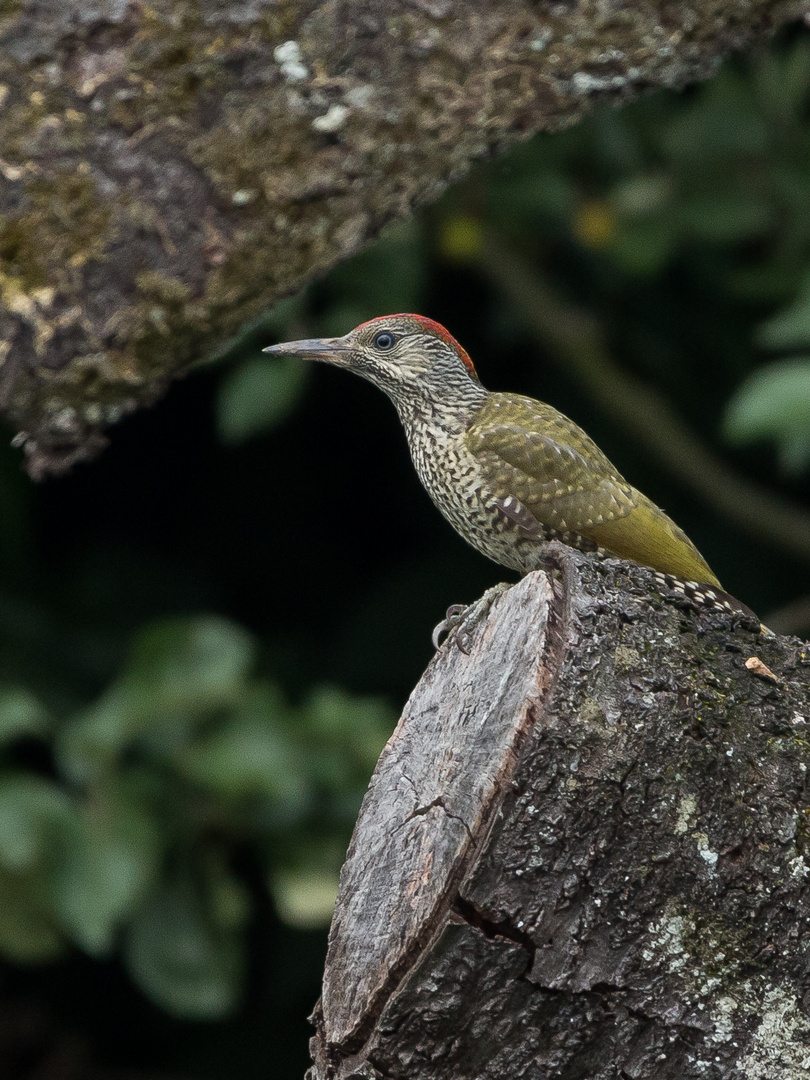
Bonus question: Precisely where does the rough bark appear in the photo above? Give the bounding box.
[0,1,807,477]
[308,546,810,1080]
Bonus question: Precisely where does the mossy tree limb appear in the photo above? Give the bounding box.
[308,548,810,1080]
[0,0,806,477]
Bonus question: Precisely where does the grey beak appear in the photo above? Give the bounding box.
[262,336,352,365]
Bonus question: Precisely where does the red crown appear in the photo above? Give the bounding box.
[357,314,477,378]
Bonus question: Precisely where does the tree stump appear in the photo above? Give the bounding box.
[307,547,810,1080]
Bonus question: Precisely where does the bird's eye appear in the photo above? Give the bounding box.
[373,331,395,351]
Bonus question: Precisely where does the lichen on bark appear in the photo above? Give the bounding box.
[308,549,810,1080]
[0,0,806,476]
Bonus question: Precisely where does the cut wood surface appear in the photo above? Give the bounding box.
[0,0,806,476]
[307,547,810,1080]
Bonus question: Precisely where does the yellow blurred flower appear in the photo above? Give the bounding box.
[573,200,616,249]
[439,215,484,263]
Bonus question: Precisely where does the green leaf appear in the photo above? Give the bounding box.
[590,108,643,175]
[59,617,256,782]
[47,790,161,956]
[0,775,71,872]
[661,73,768,163]
[315,302,373,339]
[260,293,309,336]
[217,357,309,444]
[320,220,426,328]
[757,275,810,351]
[124,879,244,1019]
[0,869,64,963]
[679,195,771,244]
[776,429,810,475]
[304,687,393,771]
[721,262,806,305]
[722,358,810,474]
[180,685,309,805]
[0,687,48,746]
[205,853,250,931]
[608,217,679,277]
[126,617,255,709]
[486,171,574,225]
[204,292,309,370]
[755,40,810,123]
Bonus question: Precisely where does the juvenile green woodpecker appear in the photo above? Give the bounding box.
[264,314,756,626]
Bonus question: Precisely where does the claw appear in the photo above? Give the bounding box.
[431,584,512,653]
[432,604,468,650]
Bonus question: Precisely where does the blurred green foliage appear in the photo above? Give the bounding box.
[0,614,391,1018]
[722,272,810,472]
[1,27,810,1080]
[724,357,810,472]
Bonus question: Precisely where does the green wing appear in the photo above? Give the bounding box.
[466,394,638,533]
[466,394,720,586]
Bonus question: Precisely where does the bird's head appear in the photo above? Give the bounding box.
[263,314,485,418]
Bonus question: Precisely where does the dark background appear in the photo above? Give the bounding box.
[1,29,810,1080]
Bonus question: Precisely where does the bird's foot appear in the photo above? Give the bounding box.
[431,604,467,651]
[431,583,512,654]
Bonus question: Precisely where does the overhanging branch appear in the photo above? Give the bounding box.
[0,0,806,477]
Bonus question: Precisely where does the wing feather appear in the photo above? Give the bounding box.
[466,394,719,585]
[467,397,638,534]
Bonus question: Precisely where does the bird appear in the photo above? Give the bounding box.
[263,314,759,642]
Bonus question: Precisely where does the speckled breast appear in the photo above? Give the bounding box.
[405,425,552,574]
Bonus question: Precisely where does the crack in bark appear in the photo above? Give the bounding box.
[398,775,474,839]
[452,893,537,973]
[311,555,810,1078]
[398,796,474,842]
[451,900,722,1050]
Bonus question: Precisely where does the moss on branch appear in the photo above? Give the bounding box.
[0,0,805,475]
